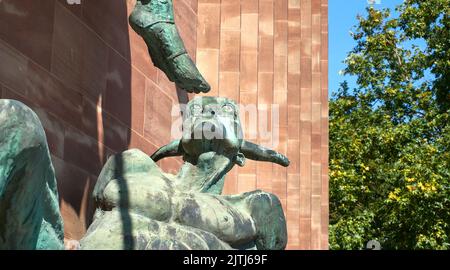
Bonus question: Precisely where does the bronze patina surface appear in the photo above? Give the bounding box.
[130,0,210,93]
[79,97,289,250]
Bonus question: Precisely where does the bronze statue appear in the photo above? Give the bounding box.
[130,0,211,93]
[79,97,289,250]
[0,100,64,250]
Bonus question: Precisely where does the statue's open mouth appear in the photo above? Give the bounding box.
[191,121,226,140]
[185,120,240,154]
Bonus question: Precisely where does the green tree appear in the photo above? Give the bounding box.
[329,0,449,249]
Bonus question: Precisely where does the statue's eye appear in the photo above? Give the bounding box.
[191,104,203,116]
[222,104,234,114]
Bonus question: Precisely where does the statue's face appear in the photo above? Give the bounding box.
[181,97,243,158]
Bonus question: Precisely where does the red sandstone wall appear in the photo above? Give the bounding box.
[196,0,329,249]
[0,0,196,240]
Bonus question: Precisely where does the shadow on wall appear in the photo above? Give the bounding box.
[0,0,134,243]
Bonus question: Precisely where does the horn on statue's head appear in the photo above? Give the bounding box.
[150,140,184,162]
[240,141,290,167]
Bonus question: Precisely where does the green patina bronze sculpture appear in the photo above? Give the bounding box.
[79,96,289,250]
[0,98,289,250]
[130,0,210,93]
[0,100,64,250]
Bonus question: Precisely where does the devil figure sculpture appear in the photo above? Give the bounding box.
[79,97,289,250]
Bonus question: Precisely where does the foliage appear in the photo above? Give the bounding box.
[329,0,450,249]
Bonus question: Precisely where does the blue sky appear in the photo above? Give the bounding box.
[329,0,405,96]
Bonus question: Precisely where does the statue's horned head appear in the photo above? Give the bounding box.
[181,97,243,160]
[151,97,290,167]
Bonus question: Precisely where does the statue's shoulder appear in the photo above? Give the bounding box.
[92,149,164,202]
